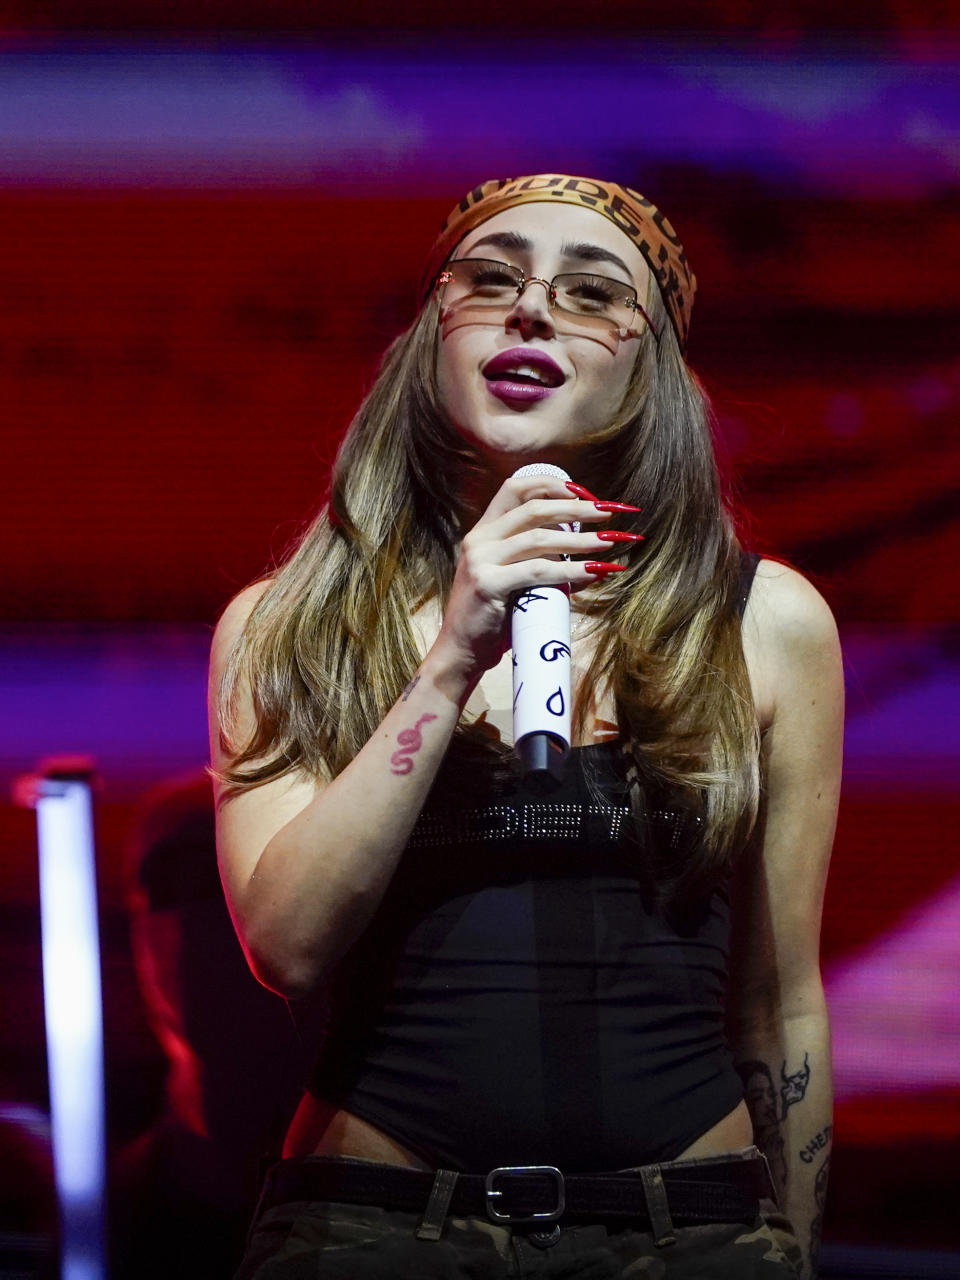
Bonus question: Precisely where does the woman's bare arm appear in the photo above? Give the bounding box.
[210,587,468,998]
[730,560,843,1280]
[210,475,617,998]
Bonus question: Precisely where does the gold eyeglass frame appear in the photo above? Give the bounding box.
[435,258,660,343]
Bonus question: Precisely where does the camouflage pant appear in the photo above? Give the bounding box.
[236,1180,802,1279]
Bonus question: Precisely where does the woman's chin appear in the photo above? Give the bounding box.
[479,439,579,479]
[457,419,579,474]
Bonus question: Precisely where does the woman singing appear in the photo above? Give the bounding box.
[209,175,842,1278]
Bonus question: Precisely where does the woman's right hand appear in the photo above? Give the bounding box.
[434,473,638,686]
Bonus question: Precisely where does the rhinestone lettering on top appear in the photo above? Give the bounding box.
[650,808,703,849]
[407,800,634,850]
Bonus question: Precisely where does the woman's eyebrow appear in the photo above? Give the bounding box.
[560,240,633,280]
[466,230,532,255]
[463,230,634,282]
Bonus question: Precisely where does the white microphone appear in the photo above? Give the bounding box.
[510,463,579,784]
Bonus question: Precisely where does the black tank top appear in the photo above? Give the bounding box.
[309,554,760,1172]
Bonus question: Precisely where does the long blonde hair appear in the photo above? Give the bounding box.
[215,282,759,902]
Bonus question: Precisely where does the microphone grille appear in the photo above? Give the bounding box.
[511,463,572,482]
[511,463,578,534]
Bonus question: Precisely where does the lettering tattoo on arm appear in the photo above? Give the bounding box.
[799,1124,832,1164]
[390,714,438,775]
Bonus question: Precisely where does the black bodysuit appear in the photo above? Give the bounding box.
[311,747,742,1172]
[309,556,760,1173]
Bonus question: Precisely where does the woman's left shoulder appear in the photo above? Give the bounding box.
[745,558,840,655]
[742,559,842,726]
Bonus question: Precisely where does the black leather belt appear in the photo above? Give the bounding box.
[259,1149,772,1245]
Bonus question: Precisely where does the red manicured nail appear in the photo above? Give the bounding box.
[565,481,599,501]
[593,501,642,513]
[596,530,645,542]
[584,561,629,575]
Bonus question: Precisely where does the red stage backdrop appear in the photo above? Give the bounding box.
[1,27,958,1260]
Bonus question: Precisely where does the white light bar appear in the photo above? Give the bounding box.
[23,770,107,1280]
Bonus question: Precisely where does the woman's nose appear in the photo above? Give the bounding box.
[505,277,555,339]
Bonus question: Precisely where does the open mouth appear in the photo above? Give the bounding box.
[482,348,566,389]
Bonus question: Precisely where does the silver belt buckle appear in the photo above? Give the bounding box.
[484,1165,565,1224]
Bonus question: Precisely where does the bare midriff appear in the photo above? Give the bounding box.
[283,1095,754,1169]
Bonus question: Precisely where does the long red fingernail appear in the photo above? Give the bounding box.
[565,481,598,501]
[584,561,629,575]
[593,501,642,513]
[596,530,645,543]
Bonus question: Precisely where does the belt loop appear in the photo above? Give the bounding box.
[415,1168,460,1241]
[639,1164,677,1248]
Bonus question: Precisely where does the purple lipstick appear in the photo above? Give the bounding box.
[482,347,565,408]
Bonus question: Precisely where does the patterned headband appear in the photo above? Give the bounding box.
[419,174,697,352]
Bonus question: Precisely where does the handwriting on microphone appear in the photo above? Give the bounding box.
[390,714,438,775]
[546,688,565,716]
[513,590,549,613]
[539,640,571,662]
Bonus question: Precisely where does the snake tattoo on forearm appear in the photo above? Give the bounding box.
[390,714,438,775]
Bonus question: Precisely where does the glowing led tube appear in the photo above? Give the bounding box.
[33,775,107,1280]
